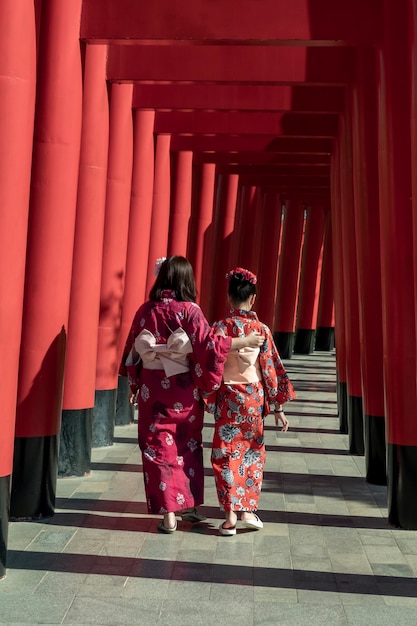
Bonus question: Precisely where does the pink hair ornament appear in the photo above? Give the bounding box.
[225,267,257,284]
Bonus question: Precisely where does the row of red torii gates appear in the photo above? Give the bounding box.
[1,0,417,577]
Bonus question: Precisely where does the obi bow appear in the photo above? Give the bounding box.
[134,328,192,377]
[222,346,261,385]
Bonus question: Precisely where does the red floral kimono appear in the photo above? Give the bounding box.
[120,290,231,515]
[207,309,296,513]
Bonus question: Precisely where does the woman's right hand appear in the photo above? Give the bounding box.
[230,331,265,351]
[245,331,265,348]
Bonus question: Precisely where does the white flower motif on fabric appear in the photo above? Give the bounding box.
[242,449,262,466]
[144,447,156,461]
[221,468,234,485]
[194,363,203,378]
[149,423,156,432]
[173,402,183,413]
[176,493,185,506]
[159,507,167,513]
[165,433,174,446]
[159,482,167,491]
[141,384,150,402]
[140,318,146,327]
[212,383,220,391]
[207,340,215,350]
[177,312,184,320]
[193,388,200,401]
[189,414,196,423]
[218,423,240,442]
[161,377,170,389]
[176,456,184,466]
[212,448,227,459]
[189,468,195,477]
[187,438,198,452]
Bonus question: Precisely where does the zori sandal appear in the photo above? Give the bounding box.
[157,519,177,534]
[180,508,207,523]
[219,522,237,536]
[241,514,263,530]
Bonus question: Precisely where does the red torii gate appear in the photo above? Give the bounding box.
[1,0,417,581]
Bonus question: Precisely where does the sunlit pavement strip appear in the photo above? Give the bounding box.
[3,350,417,625]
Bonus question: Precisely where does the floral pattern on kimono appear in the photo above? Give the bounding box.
[120,290,231,514]
[209,309,296,512]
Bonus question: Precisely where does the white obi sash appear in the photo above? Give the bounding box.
[134,328,192,377]
[222,346,262,385]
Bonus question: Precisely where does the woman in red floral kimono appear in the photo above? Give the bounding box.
[120,257,265,533]
[208,267,296,536]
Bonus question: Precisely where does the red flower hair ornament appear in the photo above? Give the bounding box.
[225,267,257,285]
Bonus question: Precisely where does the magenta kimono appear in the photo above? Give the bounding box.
[120,290,231,515]
[207,309,296,513]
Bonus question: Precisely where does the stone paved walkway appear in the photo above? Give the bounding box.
[2,351,417,625]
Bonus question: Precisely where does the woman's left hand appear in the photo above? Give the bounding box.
[274,411,289,432]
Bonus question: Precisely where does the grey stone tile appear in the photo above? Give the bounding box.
[253,586,298,603]
[166,578,211,599]
[63,596,162,625]
[0,591,73,624]
[34,571,88,594]
[158,599,253,625]
[344,605,417,625]
[122,576,170,599]
[371,562,414,577]
[254,602,348,625]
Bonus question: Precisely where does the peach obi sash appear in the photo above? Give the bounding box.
[222,347,262,385]
[134,328,192,377]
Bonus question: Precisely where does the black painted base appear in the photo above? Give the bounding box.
[273,331,294,359]
[337,379,348,434]
[58,409,93,477]
[387,443,417,529]
[293,328,315,355]
[364,414,386,485]
[348,395,364,455]
[315,326,335,351]
[116,376,134,426]
[10,436,58,520]
[93,389,116,447]
[0,475,10,579]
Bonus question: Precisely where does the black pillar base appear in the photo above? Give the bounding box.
[10,435,58,520]
[315,326,335,351]
[58,409,93,477]
[273,331,294,359]
[337,378,348,434]
[115,376,134,426]
[293,328,315,354]
[0,475,10,579]
[348,395,364,455]
[93,389,116,447]
[387,443,417,529]
[364,414,386,485]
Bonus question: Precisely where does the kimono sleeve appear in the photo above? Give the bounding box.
[185,304,232,394]
[259,324,296,409]
[119,309,142,396]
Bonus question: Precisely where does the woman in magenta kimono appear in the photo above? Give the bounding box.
[208,267,296,536]
[120,257,265,533]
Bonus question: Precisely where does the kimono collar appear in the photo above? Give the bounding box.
[160,289,177,302]
[230,308,257,320]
